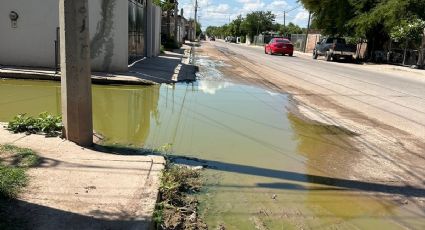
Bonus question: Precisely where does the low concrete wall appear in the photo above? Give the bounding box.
[306,34,321,53]
[0,0,128,72]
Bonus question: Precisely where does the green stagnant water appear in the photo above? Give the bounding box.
[1,60,424,229]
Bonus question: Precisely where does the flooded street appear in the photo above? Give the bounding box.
[1,52,424,229]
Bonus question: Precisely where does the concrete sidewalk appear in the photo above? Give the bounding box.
[0,44,197,85]
[0,125,165,229]
[128,44,197,84]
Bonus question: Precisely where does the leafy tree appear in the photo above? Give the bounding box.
[229,15,244,36]
[300,0,354,36]
[241,11,276,37]
[390,18,425,65]
[279,22,303,35]
[196,21,202,36]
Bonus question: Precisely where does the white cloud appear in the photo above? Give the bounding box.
[179,0,307,30]
[292,9,309,24]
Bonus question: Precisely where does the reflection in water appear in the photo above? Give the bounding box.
[93,85,160,145]
[198,81,233,95]
[0,79,160,146]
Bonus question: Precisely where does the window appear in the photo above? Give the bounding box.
[276,39,290,44]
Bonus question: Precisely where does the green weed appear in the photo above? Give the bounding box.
[7,112,63,136]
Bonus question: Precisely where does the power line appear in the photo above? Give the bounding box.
[286,5,301,13]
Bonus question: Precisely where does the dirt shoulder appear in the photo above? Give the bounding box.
[196,42,425,206]
[0,124,165,229]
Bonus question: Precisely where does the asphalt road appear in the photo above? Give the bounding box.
[209,40,425,142]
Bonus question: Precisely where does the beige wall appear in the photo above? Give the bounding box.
[0,0,128,72]
[306,34,321,53]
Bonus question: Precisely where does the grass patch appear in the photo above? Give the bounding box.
[7,112,63,137]
[0,144,39,199]
[154,164,207,230]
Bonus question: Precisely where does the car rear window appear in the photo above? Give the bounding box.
[275,39,290,43]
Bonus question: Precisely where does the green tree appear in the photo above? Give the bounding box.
[390,18,425,65]
[229,15,244,36]
[196,21,202,36]
[279,22,303,35]
[241,11,276,38]
[300,0,354,36]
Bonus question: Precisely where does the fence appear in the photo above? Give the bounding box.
[128,0,146,63]
[290,34,307,51]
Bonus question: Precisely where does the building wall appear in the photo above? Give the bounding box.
[0,0,128,72]
[306,34,321,53]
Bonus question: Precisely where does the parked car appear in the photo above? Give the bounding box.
[229,36,237,43]
[210,36,215,41]
[264,38,294,56]
[313,37,356,61]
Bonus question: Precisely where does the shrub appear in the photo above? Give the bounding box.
[7,113,63,136]
[240,36,246,44]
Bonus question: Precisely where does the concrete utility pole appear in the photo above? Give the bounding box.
[304,11,312,53]
[174,0,179,45]
[417,28,425,68]
[194,0,198,39]
[283,11,286,28]
[59,0,93,146]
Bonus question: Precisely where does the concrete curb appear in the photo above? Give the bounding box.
[0,67,158,85]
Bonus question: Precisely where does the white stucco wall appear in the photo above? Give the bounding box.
[0,0,128,72]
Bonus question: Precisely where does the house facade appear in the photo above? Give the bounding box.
[0,0,161,72]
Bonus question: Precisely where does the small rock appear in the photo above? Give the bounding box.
[402,200,409,205]
[192,166,204,170]
[271,194,277,200]
[188,212,197,222]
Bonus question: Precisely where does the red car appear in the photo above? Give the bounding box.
[264,38,294,56]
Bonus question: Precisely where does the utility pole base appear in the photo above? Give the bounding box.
[59,0,93,147]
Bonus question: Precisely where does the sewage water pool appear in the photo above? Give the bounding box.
[0,74,423,229]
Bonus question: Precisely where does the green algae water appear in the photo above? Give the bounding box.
[1,75,424,229]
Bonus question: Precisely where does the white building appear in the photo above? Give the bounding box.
[0,0,161,72]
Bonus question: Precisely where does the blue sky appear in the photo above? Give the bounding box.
[179,0,309,30]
